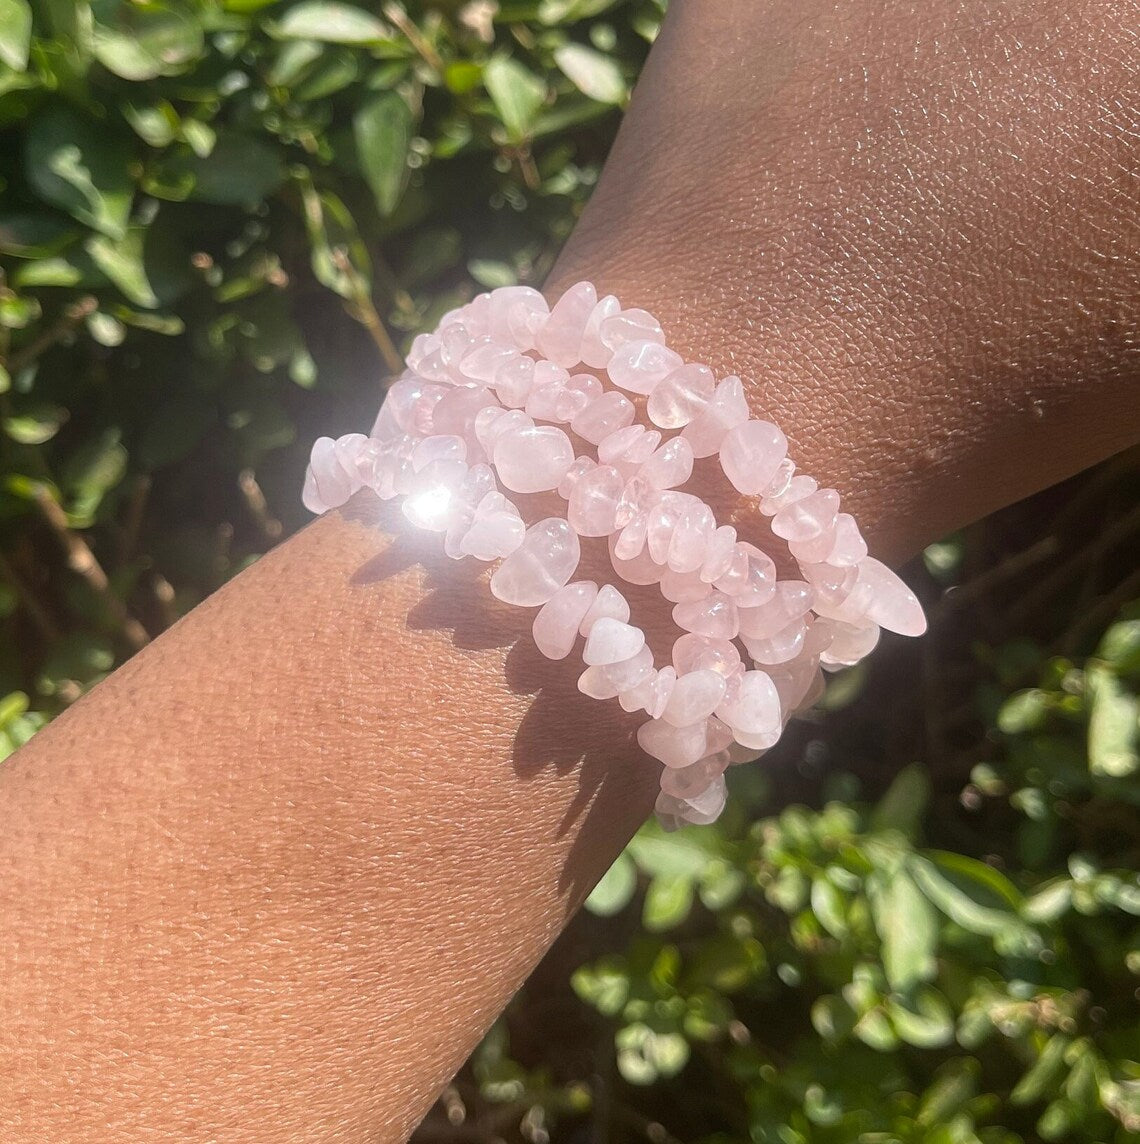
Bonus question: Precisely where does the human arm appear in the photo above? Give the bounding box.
[2,1,1138,1140]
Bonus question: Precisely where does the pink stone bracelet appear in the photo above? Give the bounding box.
[302,282,926,828]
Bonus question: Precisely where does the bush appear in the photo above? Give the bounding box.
[1,3,1137,1142]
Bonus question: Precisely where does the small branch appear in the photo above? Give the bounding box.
[332,249,404,374]
[33,485,150,651]
[383,1,445,74]
[5,295,98,375]
[932,535,1059,619]
[238,469,283,545]
[117,473,151,566]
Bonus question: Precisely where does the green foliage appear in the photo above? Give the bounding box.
[0,0,655,711]
[2,6,1137,1144]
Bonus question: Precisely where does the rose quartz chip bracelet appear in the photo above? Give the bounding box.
[302,282,926,828]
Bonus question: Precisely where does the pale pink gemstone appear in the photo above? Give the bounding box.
[609,534,667,585]
[728,549,777,608]
[720,419,789,496]
[819,618,881,667]
[789,521,840,564]
[580,294,622,368]
[712,544,751,595]
[671,634,743,685]
[430,386,498,438]
[659,567,712,603]
[459,461,496,507]
[438,323,475,379]
[772,487,840,542]
[451,293,490,338]
[306,435,356,510]
[536,280,597,367]
[493,354,537,408]
[494,425,576,493]
[571,390,636,444]
[625,665,676,720]
[443,502,476,560]
[705,715,736,755]
[411,434,467,472]
[607,339,683,395]
[645,495,683,565]
[673,591,739,640]
[802,561,858,609]
[613,511,649,561]
[600,307,665,351]
[663,669,727,727]
[853,557,927,636]
[488,285,548,349]
[768,656,823,712]
[384,376,448,436]
[490,517,581,606]
[742,619,807,665]
[475,408,532,456]
[667,500,716,573]
[640,436,694,491]
[737,580,814,639]
[647,363,715,429]
[402,458,469,531]
[532,581,599,660]
[825,514,868,566]
[557,455,597,498]
[637,718,709,768]
[370,395,402,442]
[528,373,597,423]
[567,465,623,535]
[656,776,728,827]
[578,665,620,700]
[458,491,525,560]
[598,423,659,467]
[459,338,516,384]
[579,583,630,634]
[802,615,834,656]
[760,474,818,517]
[614,474,657,529]
[761,457,796,500]
[682,375,748,458]
[717,669,781,738]
[363,439,413,501]
[405,331,438,372]
[660,753,729,800]
[700,525,738,584]
[603,644,655,690]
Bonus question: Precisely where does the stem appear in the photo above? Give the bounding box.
[5,296,98,375]
[33,485,150,652]
[0,550,60,645]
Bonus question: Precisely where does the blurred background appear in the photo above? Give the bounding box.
[0,1,1137,1141]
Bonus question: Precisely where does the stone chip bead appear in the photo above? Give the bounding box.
[301,279,929,830]
[494,424,575,493]
[490,517,581,607]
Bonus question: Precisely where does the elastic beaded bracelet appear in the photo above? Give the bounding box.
[302,282,926,828]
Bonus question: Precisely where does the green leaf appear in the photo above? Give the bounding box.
[123,99,181,147]
[484,54,546,142]
[886,987,954,1048]
[1096,617,1140,675]
[85,230,160,308]
[642,874,694,932]
[25,106,134,238]
[615,1023,689,1085]
[156,133,284,205]
[0,0,33,71]
[870,763,930,840]
[916,1058,979,1126]
[272,1,389,43]
[1012,1034,1071,1105]
[909,852,1023,938]
[538,0,617,23]
[4,405,67,445]
[810,877,849,938]
[585,851,637,916]
[91,0,204,80]
[868,867,937,992]
[997,688,1050,734]
[297,176,371,299]
[553,42,625,104]
[0,213,76,258]
[570,957,629,1016]
[353,91,413,217]
[1087,662,1139,777]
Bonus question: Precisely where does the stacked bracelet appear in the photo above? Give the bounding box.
[303,282,926,828]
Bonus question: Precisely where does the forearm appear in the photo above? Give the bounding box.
[3,1,1138,1140]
